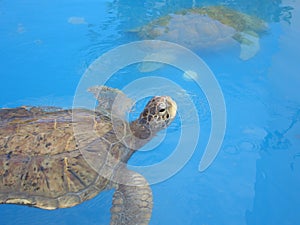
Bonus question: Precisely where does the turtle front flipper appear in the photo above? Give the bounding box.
[234,31,260,60]
[111,167,152,225]
[87,85,133,118]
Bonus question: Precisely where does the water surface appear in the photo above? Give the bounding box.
[0,0,299,225]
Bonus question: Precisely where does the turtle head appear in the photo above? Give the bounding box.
[141,96,177,128]
[131,96,177,140]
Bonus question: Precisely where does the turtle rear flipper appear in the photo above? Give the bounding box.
[111,167,152,225]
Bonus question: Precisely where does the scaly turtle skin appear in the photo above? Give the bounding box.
[0,86,177,225]
[131,5,268,65]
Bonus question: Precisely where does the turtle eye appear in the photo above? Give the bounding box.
[158,102,166,115]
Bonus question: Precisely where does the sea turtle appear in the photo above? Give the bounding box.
[0,86,177,225]
[131,5,268,72]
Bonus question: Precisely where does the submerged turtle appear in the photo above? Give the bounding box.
[0,86,177,225]
[131,5,268,71]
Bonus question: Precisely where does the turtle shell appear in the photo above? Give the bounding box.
[0,87,134,209]
[136,11,237,50]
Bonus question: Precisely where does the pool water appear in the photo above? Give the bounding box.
[1,0,300,225]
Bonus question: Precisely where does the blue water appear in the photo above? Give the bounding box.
[1,0,300,225]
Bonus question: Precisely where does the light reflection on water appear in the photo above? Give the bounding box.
[0,0,299,225]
